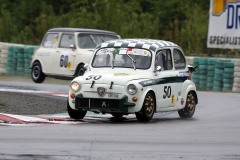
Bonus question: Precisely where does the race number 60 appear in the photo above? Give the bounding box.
[60,55,68,68]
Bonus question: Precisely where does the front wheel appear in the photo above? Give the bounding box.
[67,101,87,120]
[135,92,155,122]
[178,92,196,118]
[31,61,45,83]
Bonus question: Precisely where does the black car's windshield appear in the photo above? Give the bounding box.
[92,48,152,69]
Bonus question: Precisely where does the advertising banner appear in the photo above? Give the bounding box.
[208,0,240,49]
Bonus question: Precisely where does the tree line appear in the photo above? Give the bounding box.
[0,0,209,55]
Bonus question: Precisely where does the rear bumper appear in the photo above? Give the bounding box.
[75,94,135,113]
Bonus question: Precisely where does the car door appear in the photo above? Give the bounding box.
[39,32,60,74]
[54,33,76,76]
[173,48,187,95]
[154,49,178,110]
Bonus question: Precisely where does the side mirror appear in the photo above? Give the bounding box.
[70,44,76,50]
[188,65,197,73]
[154,66,162,72]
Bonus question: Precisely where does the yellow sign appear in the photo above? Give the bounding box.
[212,0,238,15]
[171,95,175,104]
[67,62,71,68]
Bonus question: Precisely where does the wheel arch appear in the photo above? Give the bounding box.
[31,60,44,72]
[31,59,45,73]
[146,90,157,112]
[31,59,41,68]
[74,62,85,76]
[181,80,198,105]
[189,90,198,105]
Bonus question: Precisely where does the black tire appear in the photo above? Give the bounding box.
[178,92,196,118]
[75,64,85,77]
[135,92,155,122]
[67,100,87,120]
[111,113,124,118]
[31,61,45,83]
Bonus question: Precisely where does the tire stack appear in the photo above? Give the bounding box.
[213,60,224,92]
[17,47,25,74]
[198,58,208,90]
[24,46,36,74]
[233,60,240,93]
[7,46,14,74]
[0,43,8,75]
[206,58,216,90]
[222,61,234,92]
[12,46,20,74]
[192,58,199,88]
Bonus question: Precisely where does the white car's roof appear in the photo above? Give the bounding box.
[96,39,179,52]
[48,28,118,35]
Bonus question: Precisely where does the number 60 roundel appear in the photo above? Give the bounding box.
[60,55,68,68]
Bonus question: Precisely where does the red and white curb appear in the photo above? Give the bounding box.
[0,113,84,126]
[0,113,138,126]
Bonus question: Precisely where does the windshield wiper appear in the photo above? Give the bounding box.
[111,59,115,69]
[127,54,136,70]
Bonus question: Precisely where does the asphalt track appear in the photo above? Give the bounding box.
[0,81,240,160]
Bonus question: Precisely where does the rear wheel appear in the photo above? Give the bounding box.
[31,61,45,83]
[178,92,196,118]
[67,100,87,120]
[135,92,155,122]
[75,64,85,77]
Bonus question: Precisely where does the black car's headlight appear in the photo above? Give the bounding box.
[70,81,81,92]
[127,84,138,95]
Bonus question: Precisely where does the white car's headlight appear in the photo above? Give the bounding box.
[127,84,138,95]
[70,81,80,92]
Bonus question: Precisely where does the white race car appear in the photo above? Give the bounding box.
[67,39,198,122]
[30,28,120,83]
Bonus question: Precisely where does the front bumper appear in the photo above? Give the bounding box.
[75,94,135,113]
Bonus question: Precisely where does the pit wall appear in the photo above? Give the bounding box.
[0,42,240,93]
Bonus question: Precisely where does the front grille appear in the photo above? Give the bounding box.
[78,99,120,109]
[75,94,128,112]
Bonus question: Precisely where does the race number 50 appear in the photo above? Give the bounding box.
[163,86,171,99]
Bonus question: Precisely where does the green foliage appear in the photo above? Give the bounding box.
[0,0,210,55]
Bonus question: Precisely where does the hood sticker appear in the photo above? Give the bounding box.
[114,73,131,76]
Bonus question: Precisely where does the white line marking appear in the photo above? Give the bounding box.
[0,88,68,97]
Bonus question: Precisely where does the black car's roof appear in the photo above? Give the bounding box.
[48,28,118,35]
[96,39,179,52]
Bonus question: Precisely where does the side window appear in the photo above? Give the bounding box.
[42,33,59,48]
[173,49,186,70]
[78,34,119,49]
[78,34,96,49]
[155,49,172,70]
[59,34,75,48]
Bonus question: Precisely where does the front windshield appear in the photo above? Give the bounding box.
[92,48,152,69]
